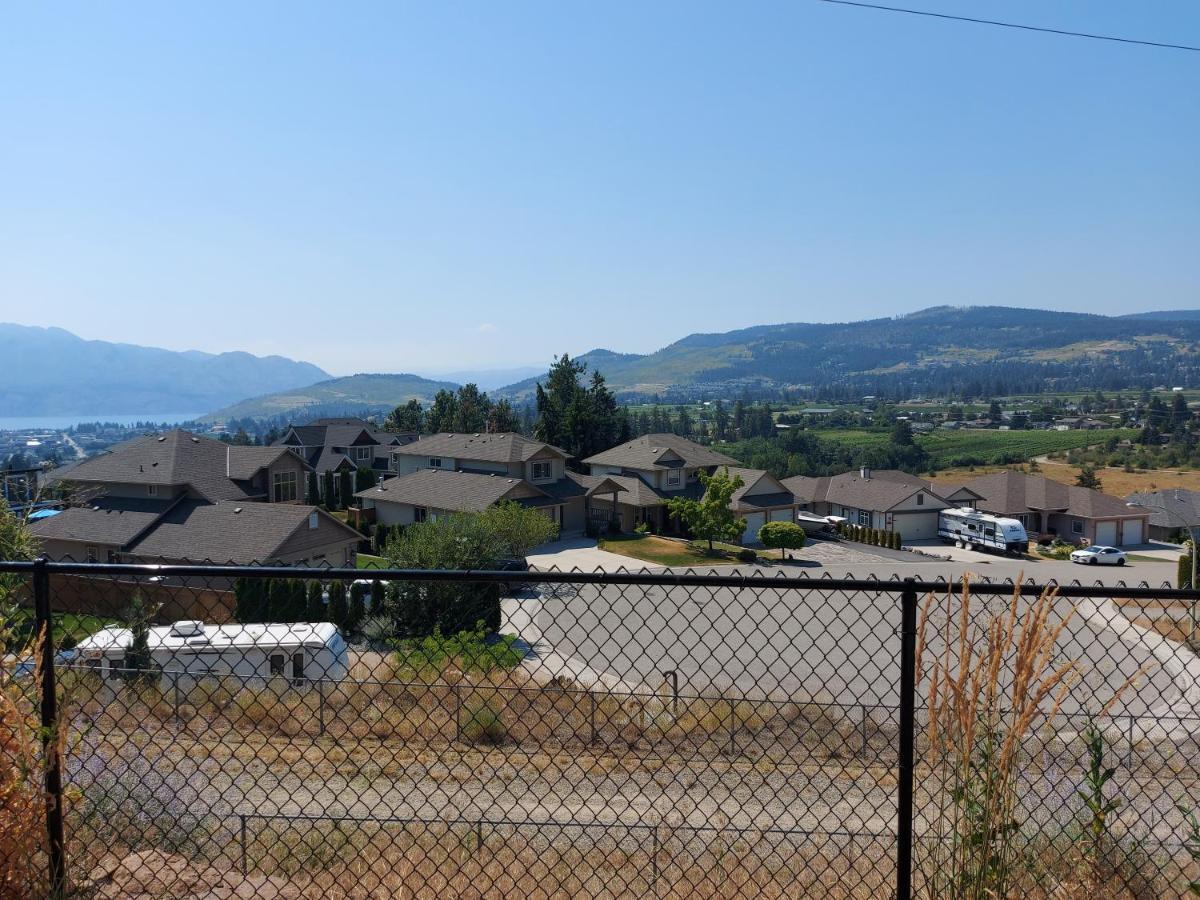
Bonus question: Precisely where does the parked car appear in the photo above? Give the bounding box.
[1069,545,1127,566]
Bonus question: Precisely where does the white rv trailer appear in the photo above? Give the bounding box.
[938,507,1028,555]
[72,620,348,687]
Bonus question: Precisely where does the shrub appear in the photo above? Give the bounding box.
[459,701,507,745]
[758,521,807,560]
[633,521,650,536]
[327,581,348,631]
[304,581,324,622]
[348,581,366,634]
[736,548,757,563]
[1179,551,1194,589]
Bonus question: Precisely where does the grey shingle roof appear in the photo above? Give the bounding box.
[356,468,548,513]
[583,434,740,470]
[29,497,178,547]
[55,430,258,501]
[781,469,951,513]
[962,471,1144,519]
[1125,490,1200,529]
[225,446,305,481]
[389,433,568,464]
[129,500,358,564]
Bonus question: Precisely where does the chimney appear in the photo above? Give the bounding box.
[860,466,870,480]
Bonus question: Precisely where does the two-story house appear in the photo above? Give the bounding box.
[30,430,361,565]
[274,417,416,482]
[582,434,802,542]
[355,432,626,536]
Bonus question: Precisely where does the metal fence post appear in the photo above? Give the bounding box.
[896,578,918,900]
[34,556,68,896]
[318,678,326,736]
[240,814,248,875]
[172,670,181,723]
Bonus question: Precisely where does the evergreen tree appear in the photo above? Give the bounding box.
[348,581,366,633]
[123,593,158,685]
[451,383,491,433]
[234,577,266,623]
[266,579,290,622]
[327,581,349,632]
[339,468,355,510]
[426,389,460,433]
[288,579,308,621]
[733,399,746,437]
[370,579,384,615]
[1075,466,1102,491]
[373,522,391,555]
[304,580,325,621]
[355,465,377,492]
[384,399,425,433]
[306,470,321,504]
[487,398,520,434]
[714,399,729,440]
[322,470,337,510]
[890,419,915,446]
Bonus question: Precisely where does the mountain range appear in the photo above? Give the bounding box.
[8,307,1200,421]
[0,324,329,417]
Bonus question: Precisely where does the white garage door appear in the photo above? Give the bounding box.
[891,512,939,542]
[1121,520,1142,546]
[1094,521,1118,546]
[769,508,793,522]
[742,512,766,544]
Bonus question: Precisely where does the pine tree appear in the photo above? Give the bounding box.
[327,581,349,632]
[339,468,355,510]
[1075,466,1102,491]
[322,470,337,510]
[235,577,266,623]
[384,399,425,433]
[355,465,377,491]
[487,398,520,434]
[426,389,460,433]
[370,579,384,616]
[307,471,321,504]
[123,593,158,684]
[452,383,492,433]
[266,579,290,622]
[348,581,366,633]
[304,581,325,621]
[288,579,307,621]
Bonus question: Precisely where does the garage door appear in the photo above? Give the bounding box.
[891,512,939,541]
[1094,521,1118,546]
[1121,520,1143,546]
[742,512,766,544]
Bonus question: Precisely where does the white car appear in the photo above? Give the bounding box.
[1069,545,1127,566]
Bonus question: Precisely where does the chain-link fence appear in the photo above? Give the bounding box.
[3,559,1200,897]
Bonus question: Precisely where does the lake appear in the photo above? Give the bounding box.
[0,414,203,431]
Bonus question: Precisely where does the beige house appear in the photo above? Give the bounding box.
[358,433,625,537]
[30,429,360,565]
[582,434,801,543]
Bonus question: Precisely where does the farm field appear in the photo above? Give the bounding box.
[930,460,1200,498]
[811,428,1140,468]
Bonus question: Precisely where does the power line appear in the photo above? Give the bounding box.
[814,0,1200,53]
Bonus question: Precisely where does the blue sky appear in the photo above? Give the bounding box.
[1,1,1197,377]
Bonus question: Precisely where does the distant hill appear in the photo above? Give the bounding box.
[1121,310,1200,321]
[0,324,329,416]
[203,372,461,422]
[494,306,1200,401]
[421,365,545,391]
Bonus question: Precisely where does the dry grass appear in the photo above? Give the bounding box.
[930,460,1200,497]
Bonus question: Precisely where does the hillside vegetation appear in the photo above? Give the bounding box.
[203,372,460,422]
[493,306,1200,402]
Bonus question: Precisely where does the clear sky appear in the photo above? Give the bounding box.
[1,1,1197,377]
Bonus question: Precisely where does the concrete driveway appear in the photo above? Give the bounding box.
[526,536,665,573]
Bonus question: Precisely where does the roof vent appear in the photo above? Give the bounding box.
[157,436,166,442]
[169,620,204,637]
[233,507,243,514]
[191,437,199,443]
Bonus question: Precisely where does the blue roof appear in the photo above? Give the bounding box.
[27,508,61,520]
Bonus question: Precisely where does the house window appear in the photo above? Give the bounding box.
[414,507,427,523]
[272,470,298,502]
[146,484,158,497]
[916,494,924,506]
[1072,520,1084,535]
[269,654,286,677]
[86,546,98,563]
[309,512,318,530]
[857,510,871,526]
[292,652,306,685]
[667,470,682,487]
[531,461,553,481]
[428,458,443,468]
[354,446,372,461]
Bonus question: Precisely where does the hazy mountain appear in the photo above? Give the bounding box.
[203,372,461,422]
[494,306,1200,401]
[1120,310,1200,321]
[419,365,545,391]
[0,324,329,416]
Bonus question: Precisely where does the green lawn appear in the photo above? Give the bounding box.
[599,534,781,567]
[6,608,118,650]
[357,553,389,570]
[811,428,1140,468]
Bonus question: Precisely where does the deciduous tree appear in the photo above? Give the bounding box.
[666,467,746,554]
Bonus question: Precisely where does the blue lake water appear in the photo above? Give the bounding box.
[0,414,203,431]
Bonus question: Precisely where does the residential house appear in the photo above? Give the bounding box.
[582,434,801,542]
[782,468,975,541]
[29,430,360,565]
[1124,490,1200,543]
[357,432,627,536]
[274,418,416,481]
[950,470,1149,547]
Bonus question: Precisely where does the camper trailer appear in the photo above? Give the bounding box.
[72,620,348,688]
[938,507,1028,555]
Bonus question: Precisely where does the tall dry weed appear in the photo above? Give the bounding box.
[918,579,1079,899]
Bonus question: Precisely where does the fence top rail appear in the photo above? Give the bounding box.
[1,557,1197,600]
